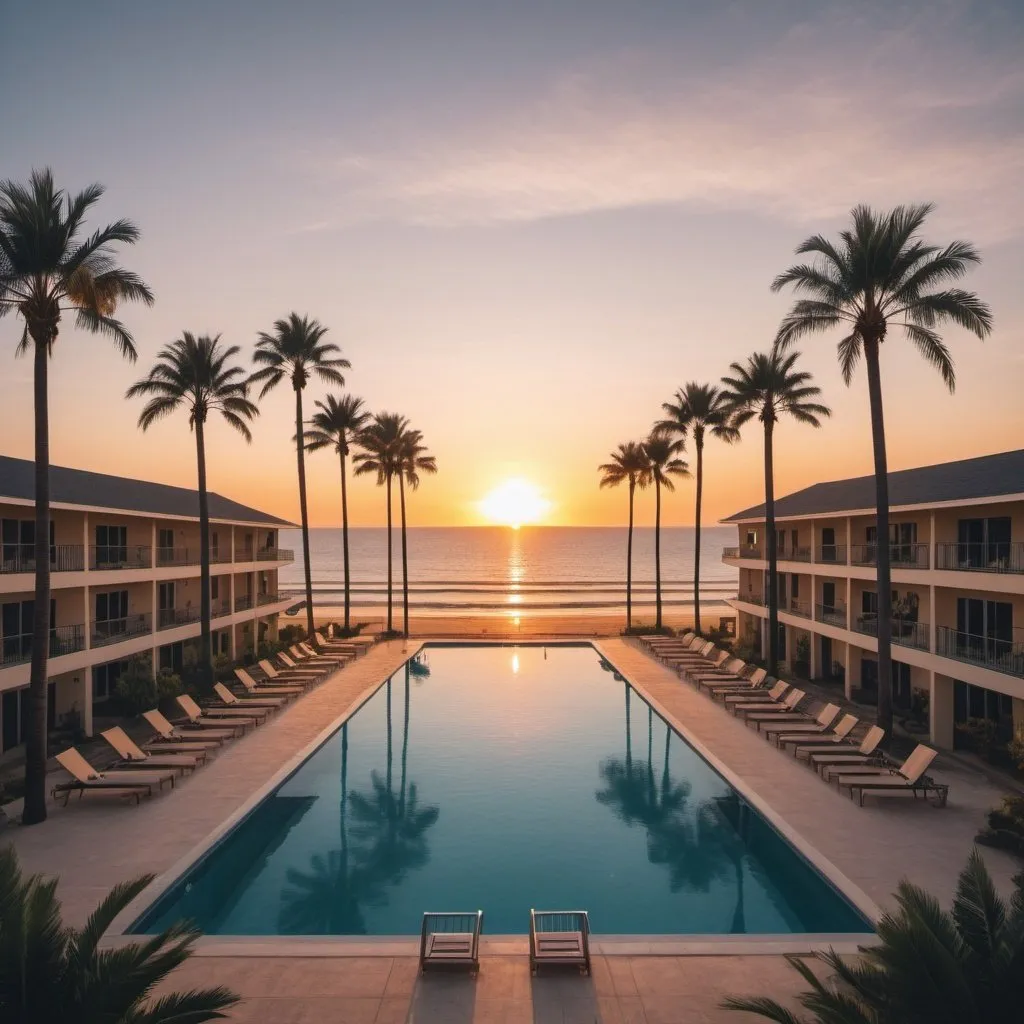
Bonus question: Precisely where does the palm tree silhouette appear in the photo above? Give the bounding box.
[354,413,406,634]
[395,427,438,636]
[656,384,738,634]
[0,169,153,824]
[127,334,258,685]
[250,313,349,646]
[772,204,991,739]
[641,433,689,630]
[304,394,370,633]
[598,442,652,630]
[720,351,830,675]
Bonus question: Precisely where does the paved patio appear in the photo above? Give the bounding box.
[4,637,1021,1022]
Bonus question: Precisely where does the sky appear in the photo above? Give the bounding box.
[2,0,1023,528]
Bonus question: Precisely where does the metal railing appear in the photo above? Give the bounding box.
[815,544,847,565]
[815,602,847,628]
[91,613,152,648]
[0,544,86,574]
[737,592,765,606]
[257,592,280,606]
[854,614,930,651]
[1,624,86,667]
[90,545,152,570]
[235,595,253,612]
[936,625,1024,678]
[850,542,929,568]
[934,541,1024,574]
[256,547,294,561]
[211,549,233,564]
[212,598,232,619]
[783,598,811,619]
[155,547,202,567]
[782,546,812,563]
[739,545,763,559]
[157,606,202,630]
[722,546,739,559]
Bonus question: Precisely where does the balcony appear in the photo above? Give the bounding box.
[157,606,203,631]
[91,613,152,648]
[212,598,232,619]
[722,546,739,559]
[815,602,848,628]
[155,547,202,568]
[1,544,86,574]
[90,545,152,570]
[211,549,233,564]
[256,547,294,562]
[782,598,811,619]
[736,592,765,607]
[1,624,86,668]
[854,614,930,652]
[934,541,1024,575]
[850,543,929,569]
[257,592,281,606]
[235,594,253,613]
[781,547,812,563]
[936,625,1024,678]
[739,545,763,559]
[815,544,847,565]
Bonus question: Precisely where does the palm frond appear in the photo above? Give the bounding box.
[903,324,956,392]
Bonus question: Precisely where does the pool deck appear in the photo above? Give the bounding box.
[5,637,1022,1023]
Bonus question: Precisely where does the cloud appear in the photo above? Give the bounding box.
[305,7,1024,241]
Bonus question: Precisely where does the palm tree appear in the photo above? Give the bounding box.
[724,849,1024,1024]
[0,170,153,825]
[304,394,370,633]
[251,313,349,646]
[641,434,689,631]
[598,442,652,630]
[395,427,437,636]
[127,335,258,686]
[353,413,406,634]
[720,351,830,675]
[0,844,238,1021]
[656,384,738,634]
[772,204,992,739]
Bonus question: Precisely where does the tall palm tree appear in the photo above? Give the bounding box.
[251,313,349,646]
[772,204,992,739]
[656,384,738,635]
[353,413,406,634]
[127,334,258,686]
[395,427,437,636]
[304,394,370,633]
[641,434,689,631]
[598,442,652,630]
[720,350,830,675]
[0,169,153,825]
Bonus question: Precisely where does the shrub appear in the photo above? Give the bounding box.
[279,624,303,644]
[954,717,1007,765]
[976,795,1024,857]
[113,656,156,716]
[211,653,234,682]
[155,668,182,701]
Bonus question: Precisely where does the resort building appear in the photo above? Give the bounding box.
[721,448,1024,750]
[0,455,295,755]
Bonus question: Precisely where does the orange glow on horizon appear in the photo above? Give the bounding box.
[478,478,552,528]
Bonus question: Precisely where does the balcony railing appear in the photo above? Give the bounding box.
[936,625,1024,678]
[91,613,152,648]
[211,549,233,564]
[155,547,202,567]
[850,542,929,569]
[235,594,253,612]
[815,544,847,565]
[212,598,232,619]
[815,602,847,628]
[739,545,763,559]
[256,547,294,562]
[0,544,86,574]
[934,541,1024,575]
[257,592,281,606]
[1,624,86,668]
[157,606,203,630]
[736,592,765,606]
[722,546,739,559]
[781,547,812,563]
[854,614,930,651]
[90,545,152,570]
[782,598,811,619]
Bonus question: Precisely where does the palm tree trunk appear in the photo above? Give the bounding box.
[196,416,212,687]
[864,340,893,743]
[694,440,704,635]
[400,664,410,817]
[386,677,393,796]
[399,470,409,637]
[295,387,316,647]
[23,337,51,825]
[654,477,663,629]
[626,478,635,630]
[625,685,632,777]
[385,472,393,632]
[764,418,779,675]
[340,448,351,632]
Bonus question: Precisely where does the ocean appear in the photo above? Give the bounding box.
[278,526,738,618]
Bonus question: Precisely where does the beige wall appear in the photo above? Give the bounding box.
[932,501,1024,545]
[933,586,1024,633]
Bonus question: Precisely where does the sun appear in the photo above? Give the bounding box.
[479,479,551,529]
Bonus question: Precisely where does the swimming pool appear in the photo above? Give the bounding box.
[131,643,873,936]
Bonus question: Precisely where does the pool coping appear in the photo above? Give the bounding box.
[111,639,880,953]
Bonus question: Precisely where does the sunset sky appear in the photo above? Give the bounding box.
[2,1,1022,528]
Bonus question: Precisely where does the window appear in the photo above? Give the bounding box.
[158,582,175,611]
[822,581,836,610]
[954,681,1014,744]
[159,642,184,672]
[790,575,800,599]
[211,576,220,600]
[95,524,128,565]
[157,528,175,559]
[744,529,758,547]
[862,591,877,616]
[95,590,128,624]
[93,660,127,702]
[211,530,219,557]
[958,517,1012,568]
[1,683,55,752]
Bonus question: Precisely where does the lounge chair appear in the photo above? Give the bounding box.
[258,658,318,684]
[801,725,886,770]
[529,910,591,976]
[298,641,346,664]
[701,667,768,695]
[774,713,859,749]
[177,694,260,730]
[673,649,730,675]
[52,748,175,806]
[213,681,285,711]
[100,726,206,772]
[315,631,368,656]
[832,746,948,806]
[734,688,806,722]
[724,680,789,707]
[419,911,484,974]
[291,644,342,667]
[142,708,238,745]
[276,651,328,676]
[235,667,304,696]
[759,703,840,743]
[687,656,747,684]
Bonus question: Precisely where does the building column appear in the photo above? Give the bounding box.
[228,574,237,658]
[930,672,955,749]
[928,584,936,653]
[841,641,853,700]
[809,629,819,679]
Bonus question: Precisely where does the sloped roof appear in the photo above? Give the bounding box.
[0,455,295,527]
[722,449,1024,523]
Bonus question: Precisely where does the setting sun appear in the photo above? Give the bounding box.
[478,478,551,528]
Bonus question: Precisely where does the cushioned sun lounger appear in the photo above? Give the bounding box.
[235,667,304,696]
[298,641,348,663]
[759,703,840,741]
[831,746,947,806]
[214,681,285,710]
[687,657,747,683]
[177,694,259,729]
[738,688,806,722]
[276,651,328,675]
[291,644,342,666]
[52,748,175,805]
[143,708,239,743]
[101,726,206,772]
[258,658,318,684]
[802,725,886,769]
[702,668,769,696]
[774,712,859,749]
[724,680,789,707]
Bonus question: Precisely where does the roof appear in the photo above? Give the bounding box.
[722,449,1024,523]
[0,455,295,527]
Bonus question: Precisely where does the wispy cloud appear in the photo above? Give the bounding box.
[305,7,1024,240]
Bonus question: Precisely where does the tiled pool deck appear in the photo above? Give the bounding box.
[5,638,1021,1022]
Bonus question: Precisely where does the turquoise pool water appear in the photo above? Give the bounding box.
[132,644,872,936]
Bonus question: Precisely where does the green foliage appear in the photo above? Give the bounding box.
[112,655,156,716]
[155,668,182,702]
[955,717,1007,766]
[977,796,1024,858]
[211,654,234,682]
[0,843,238,1022]
[279,624,303,645]
[723,849,1024,1023]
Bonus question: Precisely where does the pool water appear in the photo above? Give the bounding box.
[132,643,872,936]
